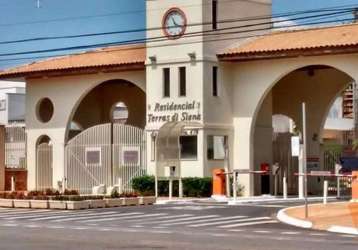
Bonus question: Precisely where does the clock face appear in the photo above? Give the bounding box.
[162,8,187,39]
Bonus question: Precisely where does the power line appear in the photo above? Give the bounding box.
[0,8,354,58]
[0,6,355,45]
[0,0,240,27]
[0,16,354,64]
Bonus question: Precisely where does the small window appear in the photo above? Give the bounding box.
[207,135,227,160]
[212,0,218,30]
[85,147,102,166]
[212,66,218,96]
[179,67,186,97]
[180,136,197,160]
[163,68,170,97]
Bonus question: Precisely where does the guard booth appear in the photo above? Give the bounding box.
[155,122,201,199]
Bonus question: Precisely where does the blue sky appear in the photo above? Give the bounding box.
[0,0,358,69]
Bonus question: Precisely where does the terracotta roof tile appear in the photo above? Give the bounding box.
[219,23,358,60]
[0,44,146,78]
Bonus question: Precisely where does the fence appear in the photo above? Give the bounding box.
[65,123,147,194]
[5,126,26,169]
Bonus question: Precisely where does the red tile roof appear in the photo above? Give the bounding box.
[219,23,358,61]
[0,44,146,78]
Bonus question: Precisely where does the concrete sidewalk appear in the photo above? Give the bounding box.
[278,202,358,235]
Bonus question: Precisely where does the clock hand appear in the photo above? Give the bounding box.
[171,17,180,27]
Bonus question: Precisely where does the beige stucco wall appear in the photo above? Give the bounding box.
[26,71,145,190]
[231,54,358,196]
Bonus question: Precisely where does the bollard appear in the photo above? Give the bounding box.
[11,176,15,192]
[323,180,328,205]
[352,171,358,202]
[283,176,288,200]
[233,172,237,201]
[169,179,173,200]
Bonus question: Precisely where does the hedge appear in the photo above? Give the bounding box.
[131,175,212,197]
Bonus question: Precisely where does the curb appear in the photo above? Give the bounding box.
[328,226,358,235]
[277,208,313,229]
[277,205,358,235]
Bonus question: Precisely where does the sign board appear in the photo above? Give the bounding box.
[85,147,102,166]
[307,157,320,171]
[121,146,140,165]
[291,136,300,157]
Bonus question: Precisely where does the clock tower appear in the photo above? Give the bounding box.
[145,0,272,178]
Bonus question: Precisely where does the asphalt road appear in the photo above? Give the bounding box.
[0,200,357,250]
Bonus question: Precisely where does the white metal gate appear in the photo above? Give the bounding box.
[113,124,147,192]
[36,143,53,190]
[5,126,26,169]
[65,123,146,194]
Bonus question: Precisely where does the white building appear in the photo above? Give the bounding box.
[0,81,25,126]
[1,0,358,196]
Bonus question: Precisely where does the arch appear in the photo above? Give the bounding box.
[65,78,146,142]
[35,135,53,190]
[250,64,354,195]
[250,64,355,144]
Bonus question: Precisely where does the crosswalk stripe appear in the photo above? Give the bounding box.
[155,215,219,225]
[53,212,141,222]
[6,210,94,220]
[0,210,50,217]
[133,214,194,224]
[218,219,278,228]
[84,213,166,223]
[29,211,118,222]
[162,215,248,226]
[191,217,272,228]
[5,211,77,220]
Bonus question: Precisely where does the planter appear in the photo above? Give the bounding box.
[31,200,49,209]
[13,199,31,208]
[105,198,123,208]
[0,199,14,208]
[49,200,67,210]
[138,196,156,205]
[66,200,90,210]
[89,199,106,209]
[121,197,139,206]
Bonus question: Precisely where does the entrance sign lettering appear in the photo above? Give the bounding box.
[148,101,201,123]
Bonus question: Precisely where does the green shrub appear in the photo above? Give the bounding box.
[131,176,212,197]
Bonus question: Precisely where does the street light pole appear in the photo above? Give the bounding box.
[302,102,308,219]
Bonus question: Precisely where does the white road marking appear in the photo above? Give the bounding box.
[163,215,247,226]
[310,233,328,236]
[51,211,119,222]
[83,213,163,223]
[73,227,89,230]
[46,226,65,229]
[129,214,193,224]
[30,211,118,222]
[227,229,244,232]
[5,211,77,220]
[2,223,18,227]
[23,225,41,228]
[281,231,301,235]
[218,219,278,229]
[0,210,51,217]
[189,217,270,228]
[253,230,271,234]
[156,215,219,225]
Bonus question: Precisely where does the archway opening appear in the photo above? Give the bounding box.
[253,65,354,196]
[36,135,53,190]
[67,79,146,141]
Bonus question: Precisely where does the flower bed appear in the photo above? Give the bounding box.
[0,189,156,210]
